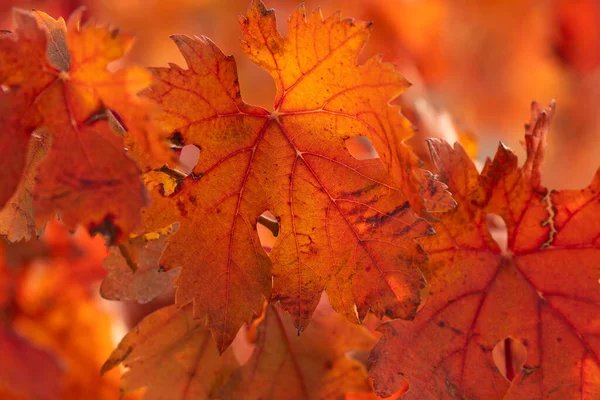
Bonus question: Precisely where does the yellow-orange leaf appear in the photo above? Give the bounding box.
[240,1,454,220]
[369,102,600,399]
[141,1,433,351]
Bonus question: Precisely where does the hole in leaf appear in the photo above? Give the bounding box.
[178,144,200,175]
[345,136,379,160]
[257,211,279,255]
[492,337,527,381]
[487,213,508,254]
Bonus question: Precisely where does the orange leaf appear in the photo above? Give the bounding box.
[0,9,169,242]
[102,305,239,399]
[240,1,454,220]
[141,1,434,351]
[369,101,600,398]
[218,303,377,400]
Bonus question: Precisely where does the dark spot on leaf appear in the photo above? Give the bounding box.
[366,202,410,227]
[343,183,377,198]
[176,200,187,217]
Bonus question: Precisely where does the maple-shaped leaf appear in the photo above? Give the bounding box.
[141,0,433,351]
[0,129,50,243]
[100,227,179,304]
[0,9,169,241]
[102,305,239,400]
[239,1,454,220]
[369,102,600,399]
[218,303,377,400]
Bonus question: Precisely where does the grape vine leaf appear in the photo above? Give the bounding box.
[0,8,169,241]
[218,303,377,400]
[141,0,435,352]
[102,305,239,400]
[238,1,454,220]
[369,102,600,399]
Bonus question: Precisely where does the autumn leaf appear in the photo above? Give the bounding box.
[218,303,377,400]
[369,101,600,399]
[0,8,169,242]
[105,298,381,400]
[100,227,179,304]
[239,1,454,220]
[102,305,239,400]
[141,0,434,352]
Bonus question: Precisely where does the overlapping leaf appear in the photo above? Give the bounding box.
[0,9,170,241]
[105,299,381,400]
[102,305,239,400]
[369,102,600,399]
[141,0,437,351]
